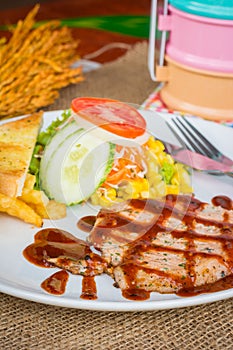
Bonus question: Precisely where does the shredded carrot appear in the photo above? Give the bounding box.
[91,137,193,207]
[106,168,127,184]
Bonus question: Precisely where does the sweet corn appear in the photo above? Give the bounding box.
[105,188,117,200]
[165,154,174,165]
[165,184,179,195]
[141,191,149,199]
[152,181,166,197]
[156,153,168,166]
[171,172,180,186]
[146,137,165,153]
[118,178,149,199]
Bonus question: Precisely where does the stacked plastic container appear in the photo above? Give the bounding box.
[148,0,233,121]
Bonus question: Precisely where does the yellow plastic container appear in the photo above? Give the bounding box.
[156,56,233,121]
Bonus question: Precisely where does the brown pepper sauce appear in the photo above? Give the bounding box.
[81,276,97,300]
[41,270,69,295]
[23,228,99,299]
[77,215,96,233]
[23,195,233,301]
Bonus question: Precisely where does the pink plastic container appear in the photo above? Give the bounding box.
[158,5,233,73]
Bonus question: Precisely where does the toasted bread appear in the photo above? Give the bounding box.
[0,112,43,197]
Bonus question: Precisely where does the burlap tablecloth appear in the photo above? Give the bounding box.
[1,42,233,350]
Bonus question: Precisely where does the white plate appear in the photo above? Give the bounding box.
[0,110,233,312]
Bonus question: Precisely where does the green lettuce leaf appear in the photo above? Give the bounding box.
[37,109,71,147]
[29,109,71,189]
[160,162,174,185]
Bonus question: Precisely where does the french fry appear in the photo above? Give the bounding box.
[20,186,67,220]
[45,200,67,220]
[19,187,50,218]
[29,200,67,220]
[24,173,36,190]
[29,202,50,219]
[0,192,42,227]
[19,188,49,206]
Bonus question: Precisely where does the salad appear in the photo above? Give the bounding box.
[30,98,192,207]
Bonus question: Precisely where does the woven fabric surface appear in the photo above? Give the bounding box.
[1,42,233,350]
[1,293,233,349]
[45,41,156,110]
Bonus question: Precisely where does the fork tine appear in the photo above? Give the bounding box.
[166,121,188,149]
[173,117,213,157]
[169,117,209,156]
[171,118,203,153]
[181,117,220,158]
[170,117,219,158]
[166,116,233,175]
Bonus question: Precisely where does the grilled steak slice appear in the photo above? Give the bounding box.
[89,195,233,296]
[46,248,106,276]
[24,228,107,276]
[88,198,164,265]
[114,244,231,294]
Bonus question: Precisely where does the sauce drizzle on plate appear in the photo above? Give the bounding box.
[23,228,102,299]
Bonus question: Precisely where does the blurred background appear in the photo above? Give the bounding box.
[0,0,152,63]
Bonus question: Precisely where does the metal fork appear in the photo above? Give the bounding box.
[166,116,233,177]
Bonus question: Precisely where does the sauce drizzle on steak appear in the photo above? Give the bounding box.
[23,195,233,300]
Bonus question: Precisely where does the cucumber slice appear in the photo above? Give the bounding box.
[40,120,82,190]
[41,128,115,205]
[40,128,84,196]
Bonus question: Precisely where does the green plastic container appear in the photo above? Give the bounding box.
[169,0,233,20]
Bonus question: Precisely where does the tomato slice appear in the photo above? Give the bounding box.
[71,97,146,138]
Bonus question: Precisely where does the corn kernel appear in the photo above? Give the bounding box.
[106,188,117,199]
[171,173,180,186]
[166,184,179,195]
[141,191,149,198]
[165,154,174,164]
[147,137,165,153]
